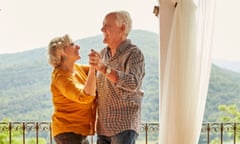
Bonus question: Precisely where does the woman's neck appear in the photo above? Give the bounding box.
[58,62,74,73]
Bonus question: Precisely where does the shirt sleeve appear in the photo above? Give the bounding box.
[115,48,145,92]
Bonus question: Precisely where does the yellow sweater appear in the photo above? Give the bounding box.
[50,64,96,137]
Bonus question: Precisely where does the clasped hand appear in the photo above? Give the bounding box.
[88,49,105,72]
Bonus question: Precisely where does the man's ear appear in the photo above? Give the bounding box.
[121,23,126,31]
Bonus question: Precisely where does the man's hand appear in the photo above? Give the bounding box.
[88,49,106,74]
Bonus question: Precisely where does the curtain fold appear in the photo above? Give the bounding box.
[159,0,216,143]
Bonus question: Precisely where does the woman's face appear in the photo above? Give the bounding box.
[64,42,81,61]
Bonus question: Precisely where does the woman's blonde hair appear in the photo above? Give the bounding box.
[48,34,72,68]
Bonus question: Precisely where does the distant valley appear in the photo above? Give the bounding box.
[0,30,240,123]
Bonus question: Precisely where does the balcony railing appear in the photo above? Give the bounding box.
[1,122,240,144]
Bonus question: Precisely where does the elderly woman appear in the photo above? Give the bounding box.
[48,34,96,144]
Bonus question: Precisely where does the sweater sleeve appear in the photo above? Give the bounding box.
[54,73,95,104]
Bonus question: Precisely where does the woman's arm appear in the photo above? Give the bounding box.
[83,66,96,96]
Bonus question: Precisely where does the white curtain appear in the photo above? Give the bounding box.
[159,0,216,143]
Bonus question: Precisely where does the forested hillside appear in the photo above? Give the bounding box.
[0,30,240,122]
[204,65,240,121]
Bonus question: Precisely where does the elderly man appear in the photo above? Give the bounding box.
[89,10,145,144]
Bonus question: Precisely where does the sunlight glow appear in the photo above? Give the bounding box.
[0,0,239,61]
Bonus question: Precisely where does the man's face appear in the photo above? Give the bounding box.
[101,14,123,47]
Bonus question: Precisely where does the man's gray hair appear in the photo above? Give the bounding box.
[115,11,132,36]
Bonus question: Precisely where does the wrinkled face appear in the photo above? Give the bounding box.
[101,14,124,47]
[49,35,80,62]
[64,41,80,61]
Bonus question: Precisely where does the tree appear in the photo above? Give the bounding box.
[211,104,240,143]
[218,104,240,122]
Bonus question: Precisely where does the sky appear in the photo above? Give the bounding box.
[212,0,240,61]
[0,0,158,54]
[0,0,240,61]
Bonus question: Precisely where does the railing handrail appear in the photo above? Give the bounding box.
[1,122,240,144]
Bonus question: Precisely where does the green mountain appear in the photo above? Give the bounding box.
[204,65,240,122]
[0,30,239,122]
